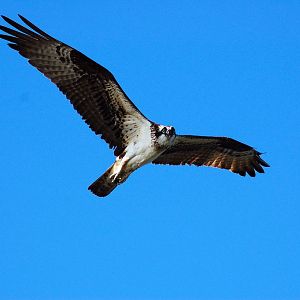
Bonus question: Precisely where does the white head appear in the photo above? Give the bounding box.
[155,125,176,146]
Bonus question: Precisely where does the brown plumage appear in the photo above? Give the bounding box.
[0,15,270,197]
[153,136,269,177]
[0,14,147,157]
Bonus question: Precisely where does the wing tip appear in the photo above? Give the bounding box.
[1,14,30,25]
[7,43,19,50]
[1,15,9,21]
[1,15,19,26]
[231,152,269,178]
[248,153,270,177]
[17,14,31,26]
[255,150,270,167]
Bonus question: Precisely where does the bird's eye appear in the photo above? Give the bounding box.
[161,127,167,134]
[169,127,175,135]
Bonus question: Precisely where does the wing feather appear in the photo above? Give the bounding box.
[0,15,150,156]
[153,135,269,177]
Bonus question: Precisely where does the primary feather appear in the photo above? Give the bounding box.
[0,15,270,197]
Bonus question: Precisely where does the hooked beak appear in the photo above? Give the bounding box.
[168,127,176,136]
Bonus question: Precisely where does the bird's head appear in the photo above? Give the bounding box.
[155,125,176,145]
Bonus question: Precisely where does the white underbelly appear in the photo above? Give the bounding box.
[125,144,163,170]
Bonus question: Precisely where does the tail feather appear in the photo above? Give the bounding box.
[88,165,118,197]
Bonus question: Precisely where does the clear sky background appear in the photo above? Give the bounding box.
[0,1,299,299]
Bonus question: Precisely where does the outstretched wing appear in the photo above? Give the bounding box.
[0,15,150,156]
[153,135,270,177]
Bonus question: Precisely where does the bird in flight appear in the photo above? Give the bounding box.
[0,15,269,197]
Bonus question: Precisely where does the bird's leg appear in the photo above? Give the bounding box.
[110,153,129,183]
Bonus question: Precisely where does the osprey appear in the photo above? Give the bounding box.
[0,15,269,197]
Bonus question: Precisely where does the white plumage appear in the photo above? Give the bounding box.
[0,15,269,197]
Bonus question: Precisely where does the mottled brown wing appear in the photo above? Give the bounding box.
[153,135,270,177]
[0,15,150,156]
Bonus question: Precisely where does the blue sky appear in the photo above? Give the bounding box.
[0,1,299,299]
